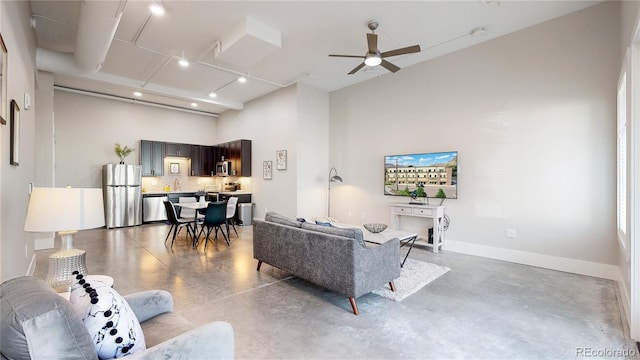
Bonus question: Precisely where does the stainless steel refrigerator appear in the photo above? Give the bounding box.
[103,164,142,228]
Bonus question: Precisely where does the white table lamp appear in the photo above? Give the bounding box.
[24,187,105,290]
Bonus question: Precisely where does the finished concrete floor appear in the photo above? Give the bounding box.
[35,224,638,359]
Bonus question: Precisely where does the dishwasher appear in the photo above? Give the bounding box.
[142,195,168,222]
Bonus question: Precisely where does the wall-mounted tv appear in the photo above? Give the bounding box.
[384,151,458,199]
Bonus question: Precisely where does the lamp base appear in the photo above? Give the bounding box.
[46,248,87,292]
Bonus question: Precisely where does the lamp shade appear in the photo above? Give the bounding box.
[24,188,105,232]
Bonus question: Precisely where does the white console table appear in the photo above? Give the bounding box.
[390,203,445,253]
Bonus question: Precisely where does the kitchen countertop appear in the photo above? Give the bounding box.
[143,190,252,195]
[218,191,252,195]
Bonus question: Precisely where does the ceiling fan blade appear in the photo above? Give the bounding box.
[381,45,421,58]
[348,62,366,75]
[380,60,400,73]
[329,54,366,59]
[367,33,378,54]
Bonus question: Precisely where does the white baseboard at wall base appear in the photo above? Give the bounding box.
[444,240,621,281]
[27,254,37,276]
[617,279,632,336]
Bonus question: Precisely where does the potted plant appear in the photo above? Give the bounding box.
[195,189,207,204]
[435,188,447,205]
[115,143,135,164]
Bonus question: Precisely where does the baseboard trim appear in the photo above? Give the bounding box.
[26,254,37,276]
[444,240,621,281]
[618,276,632,336]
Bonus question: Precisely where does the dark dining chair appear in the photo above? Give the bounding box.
[198,201,229,250]
[163,200,194,248]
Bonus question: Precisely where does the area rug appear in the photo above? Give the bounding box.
[372,258,450,302]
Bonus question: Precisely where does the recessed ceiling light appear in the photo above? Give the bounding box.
[179,58,189,67]
[237,76,247,83]
[191,102,198,107]
[208,92,217,98]
[133,91,142,97]
[149,2,165,16]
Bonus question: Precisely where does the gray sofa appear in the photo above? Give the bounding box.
[253,212,401,315]
[0,276,234,359]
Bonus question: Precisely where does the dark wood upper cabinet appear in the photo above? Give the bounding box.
[225,139,251,177]
[165,142,192,158]
[190,145,202,176]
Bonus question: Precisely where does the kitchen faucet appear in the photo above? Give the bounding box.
[174,178,180,191]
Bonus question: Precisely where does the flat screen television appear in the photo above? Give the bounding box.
[384,151,458,199]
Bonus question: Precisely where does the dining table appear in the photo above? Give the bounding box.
[174,201,210,246]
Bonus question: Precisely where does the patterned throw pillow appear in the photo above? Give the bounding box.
[69,272,146,359]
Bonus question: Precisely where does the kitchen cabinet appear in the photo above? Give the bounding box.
[233,139,251,177]
[218,193,251,204]
[217,139,251,177]
[190,145,202,176]
[217,142,230,162]
[204,146,216,176]
[165,142,192,158]
[191,145,216,176]
[140,140,165,176]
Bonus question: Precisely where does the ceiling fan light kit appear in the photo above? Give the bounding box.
[329,20,421,75]
[364,54,382,67]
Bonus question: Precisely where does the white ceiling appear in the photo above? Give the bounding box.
[30,0,600,116]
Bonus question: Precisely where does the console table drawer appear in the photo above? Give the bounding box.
[412,208,435,216]
[393,206,413,214]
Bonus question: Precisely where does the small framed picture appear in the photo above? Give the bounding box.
[276,150,287,170]
[169,162,179,174]
[263,161,272,180]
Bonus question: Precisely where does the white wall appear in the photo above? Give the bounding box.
[1,0,38,280]
[53,91,217,188]
[33,71,55,250]
[296,84,330,218]
[330,2,620,277]
[216,85,299,219]
[617,0,640,339]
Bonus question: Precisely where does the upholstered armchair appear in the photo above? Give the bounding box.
[0,276,234,359]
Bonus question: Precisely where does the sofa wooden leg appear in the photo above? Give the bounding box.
[389,281,396,292]
[256,260,263,271]
[348,297,359,315]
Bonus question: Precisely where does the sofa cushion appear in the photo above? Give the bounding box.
[0,276,98,360]
[300,222,366,248]
[69,273,146,359]
[265,211,301,228]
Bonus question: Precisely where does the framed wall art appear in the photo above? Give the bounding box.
[263,161,272,180]
[169,162,179,174]
[276,150,287,170]
[10,99,19,166]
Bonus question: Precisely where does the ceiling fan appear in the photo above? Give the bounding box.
[329,20,421,75]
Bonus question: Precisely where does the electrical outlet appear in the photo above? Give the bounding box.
[505,228,517,238]
[347,210,352,217]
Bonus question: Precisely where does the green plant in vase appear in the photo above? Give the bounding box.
[115,143,135,164]
[435,188,447,205]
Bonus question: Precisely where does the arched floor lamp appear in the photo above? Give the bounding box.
[328,167,343,217]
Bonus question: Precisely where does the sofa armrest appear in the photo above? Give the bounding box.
[127,321,234,360]
[353,238,401,297]
[124,290,174,323]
